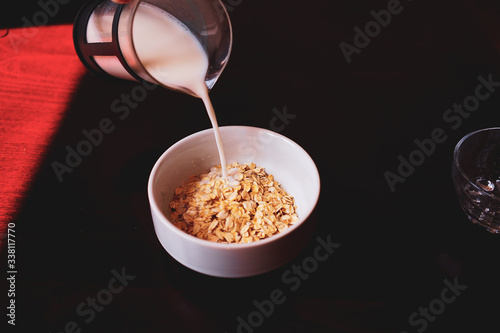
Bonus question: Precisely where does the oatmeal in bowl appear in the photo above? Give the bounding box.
[170,162,299,244]
[148,126,320,278]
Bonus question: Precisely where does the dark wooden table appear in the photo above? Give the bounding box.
[2,0,500,332]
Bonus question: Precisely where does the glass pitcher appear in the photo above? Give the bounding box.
[73,0,232,97]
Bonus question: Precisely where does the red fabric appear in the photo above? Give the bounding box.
[0,24,85,234]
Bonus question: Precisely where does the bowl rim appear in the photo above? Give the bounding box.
[147,125,321,249]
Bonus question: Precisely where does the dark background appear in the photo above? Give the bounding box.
[3,0,500,332]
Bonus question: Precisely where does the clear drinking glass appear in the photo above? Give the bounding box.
[452,127,500,233]
[74,0,232,96]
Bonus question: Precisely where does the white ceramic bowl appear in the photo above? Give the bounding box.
[148,126,320,278]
